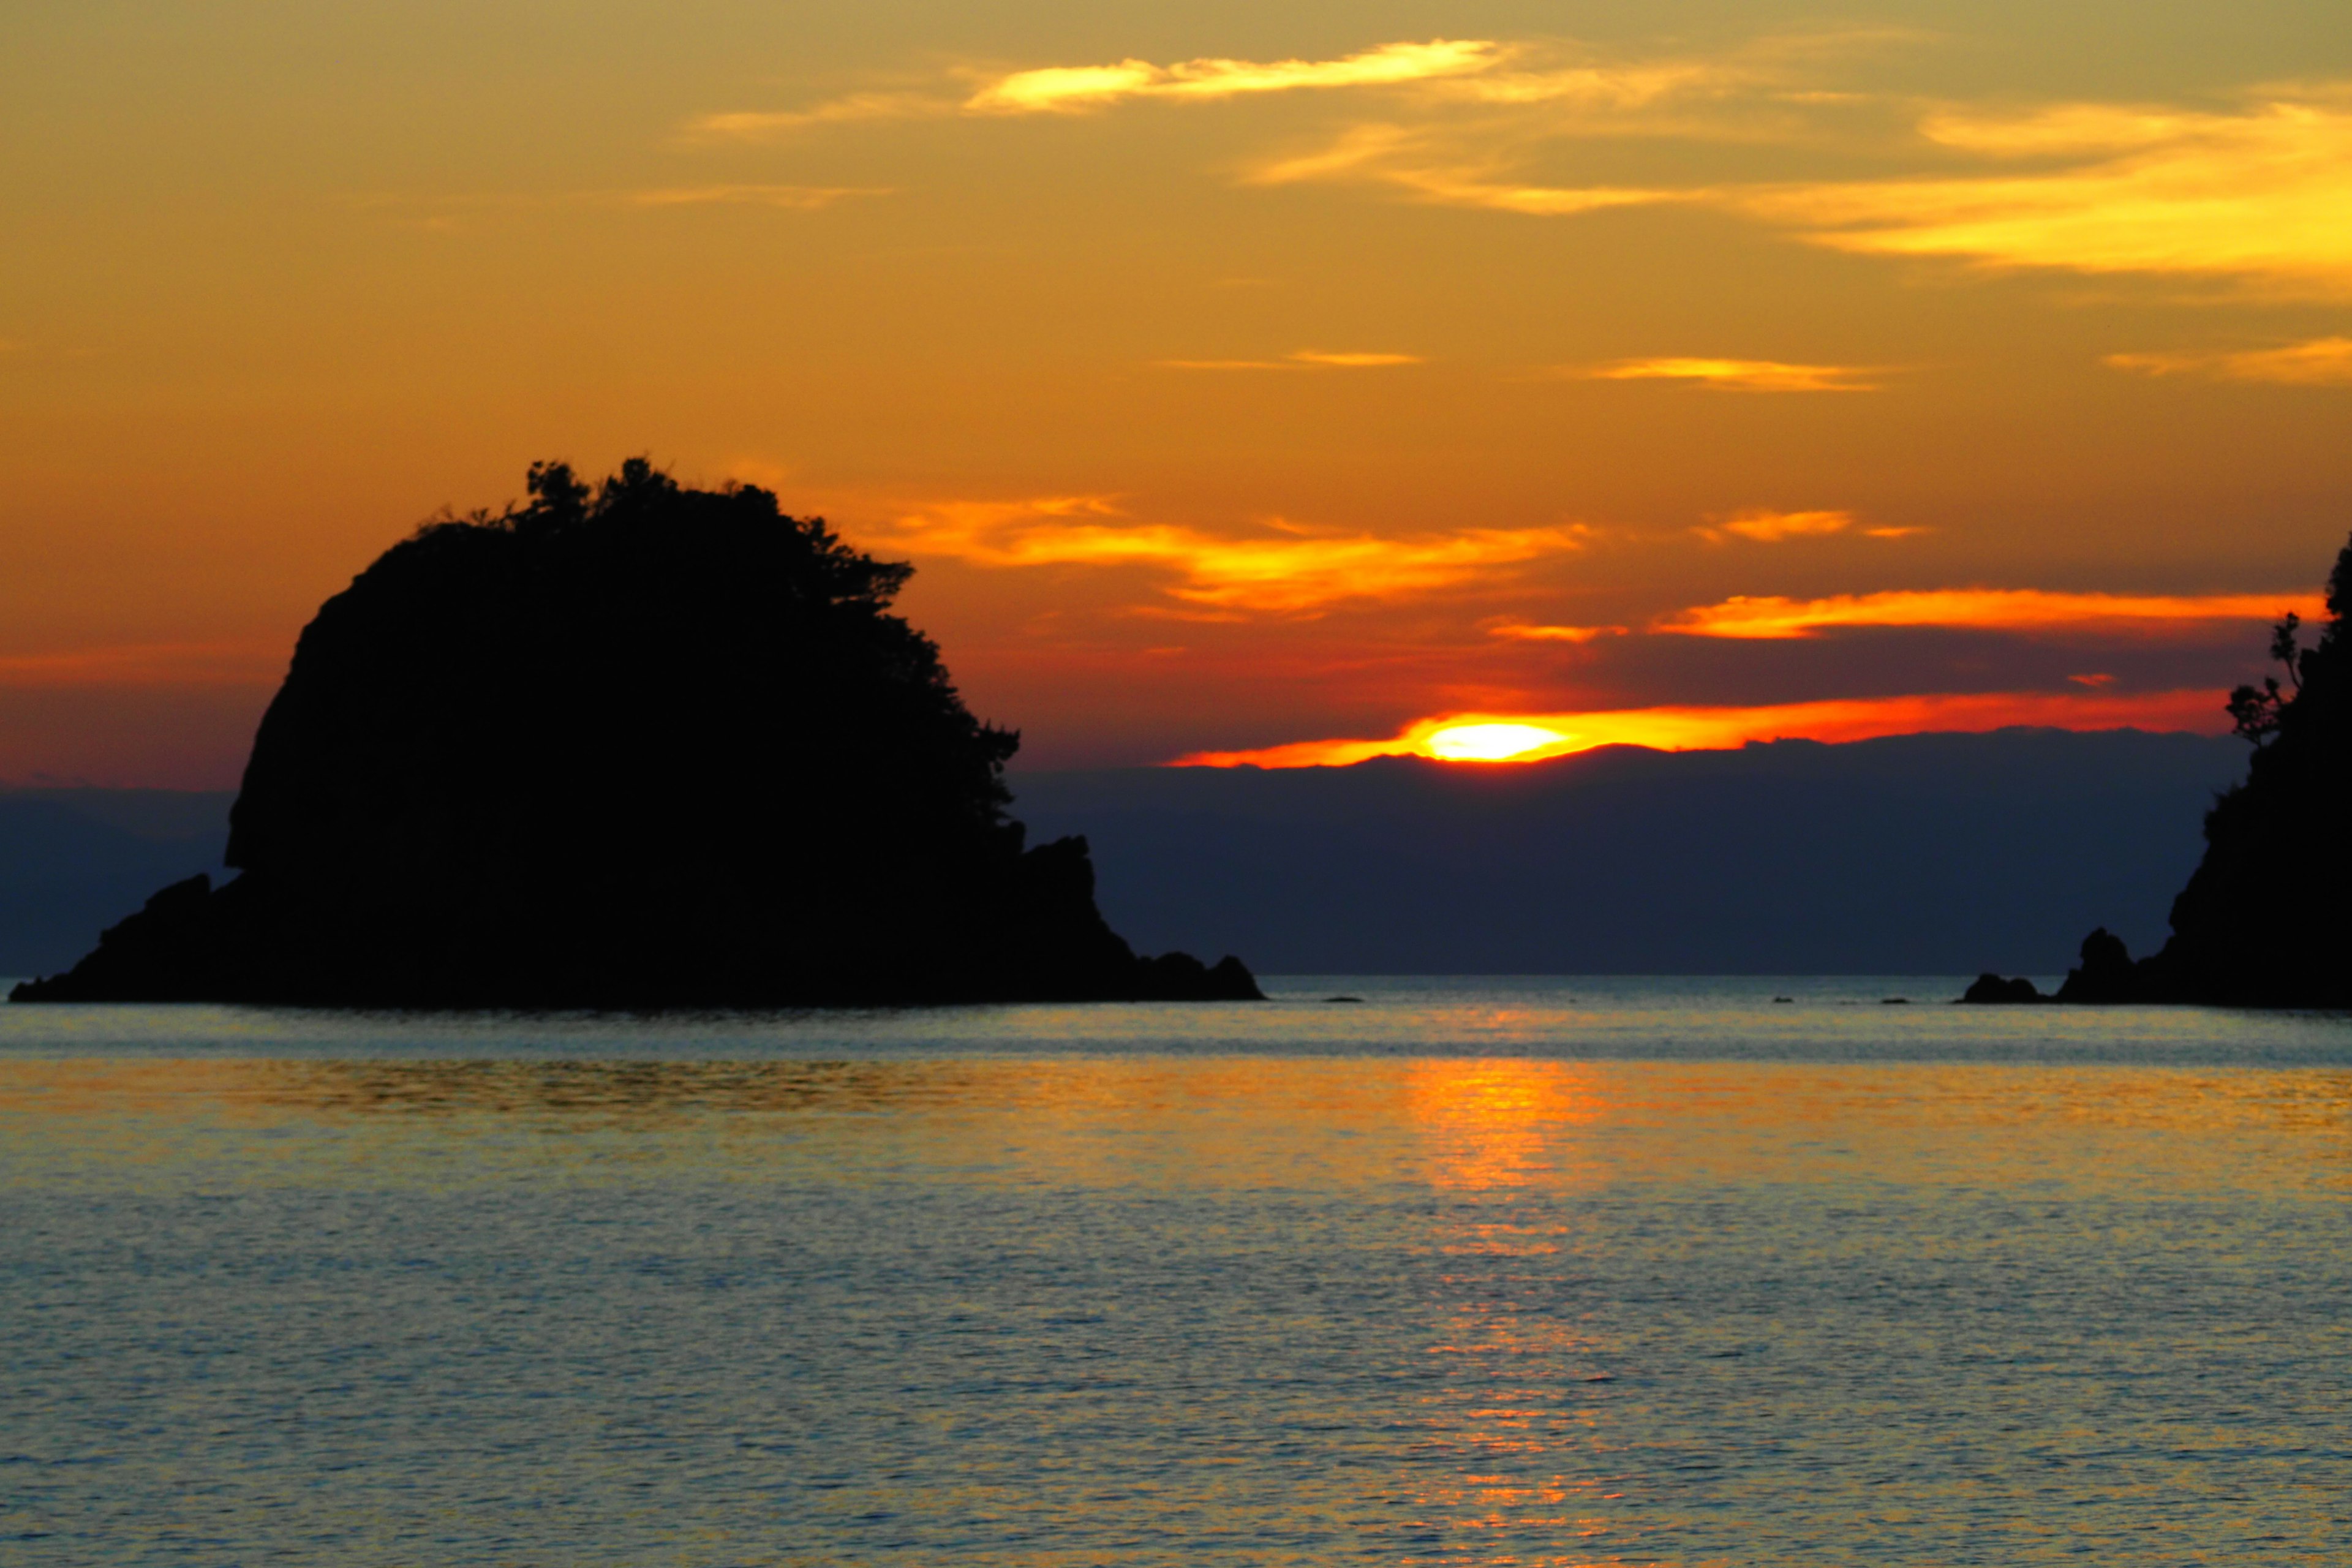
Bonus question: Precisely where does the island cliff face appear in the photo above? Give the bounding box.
[11,462,1261,1007]
[1968,532,2351,1008]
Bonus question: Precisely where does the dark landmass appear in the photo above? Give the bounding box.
[1011,728,2241,974]
[10,462,1259,1007]
[0,791,231,976]
[1968,533,2352,1008]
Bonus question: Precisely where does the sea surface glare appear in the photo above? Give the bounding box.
[3,977,2349,1565]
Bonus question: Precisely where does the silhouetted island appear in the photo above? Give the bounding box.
[1966,531,2352,1008]
[10,461,1261,1008]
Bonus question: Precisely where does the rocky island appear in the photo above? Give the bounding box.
[1966,530,2351,1008]
[12,461,1262,1008]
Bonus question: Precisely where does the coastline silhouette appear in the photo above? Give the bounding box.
[1967,530,2352,1008]
[10,461,1261,1007]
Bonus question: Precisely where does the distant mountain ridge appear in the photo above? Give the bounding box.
[1008,728,2244,975]
[0,790,232,976]
[2,728,2242,982]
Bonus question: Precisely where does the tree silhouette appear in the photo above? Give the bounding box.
[2045,530,2352,1006]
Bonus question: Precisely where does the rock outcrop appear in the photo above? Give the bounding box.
[1968,532,2351,1008]
[11,461,1262,1008]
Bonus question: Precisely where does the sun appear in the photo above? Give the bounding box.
[1424,723,1569,761]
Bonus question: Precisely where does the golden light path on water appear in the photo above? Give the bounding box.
[3,984,2349,1566]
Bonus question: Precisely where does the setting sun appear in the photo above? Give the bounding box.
[1425,723,1570,761]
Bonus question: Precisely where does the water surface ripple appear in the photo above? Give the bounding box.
[4,979,2348,1564]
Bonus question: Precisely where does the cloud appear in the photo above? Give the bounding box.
[680,94,957,141]
[1289,349,1422,366]
[626,184,888,209]
[1232,67,2352,293]
[1485,622,1627,643]
[1154,349,1423,370]
[1654,587,2325,639]
[1572,356,1878,391]
[965,39,1501,115]
[2106,335,2352,385]
[1247,124,1689,214]
[1694,510,1857,544]
[1734,95,2352,292]
[0,641,285,688]
[864,497,1595,613]
[1176,688,2237,767]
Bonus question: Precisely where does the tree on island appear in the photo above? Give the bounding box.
[1968,531,2352,1006]
[11,460,1261,1006]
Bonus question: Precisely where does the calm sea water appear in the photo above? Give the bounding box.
[4,978,2349,1566]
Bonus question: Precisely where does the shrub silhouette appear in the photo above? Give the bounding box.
[12,461,1261,1006]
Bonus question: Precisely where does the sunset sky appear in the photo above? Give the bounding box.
[7,0,2351,783]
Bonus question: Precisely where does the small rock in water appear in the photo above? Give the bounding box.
[1324,995,1364,1004]
[1772,995,1795,1004]
[1880,997,1909,1005]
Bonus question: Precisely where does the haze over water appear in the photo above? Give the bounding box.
[6,979,2350,1564]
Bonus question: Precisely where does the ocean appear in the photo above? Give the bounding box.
[4,977,2348,1564]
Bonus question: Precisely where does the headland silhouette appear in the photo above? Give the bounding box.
[10,461,1261,1007]
[1966,530,2352,1008]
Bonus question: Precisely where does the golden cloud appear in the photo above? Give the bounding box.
[1248,126,1687,215]
[1177,688,2234,768]
[865,498,1595,613]
[2106,336,2352,385]
[963,39,1501,115]
[1735,96,2352,292]
[1154,349,1423,370]
[1486,622,1627,643]
[1694,510,1857,544]
[1654,587,2325,639]
[626,185,888,209]
[682,94,952,140]
[1575,356,1878,391]
[1234,72,2352,293]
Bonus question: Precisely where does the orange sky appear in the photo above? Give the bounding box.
[5,2,2350,784]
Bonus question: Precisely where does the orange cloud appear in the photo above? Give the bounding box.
[0,641,286,689]
[1248,126,1687,215]
[1737,96,2352,292]
[1155,349,1422,370]
[965,39,1500,115]
[1177,688,2236,768]
[2106,336,2352,385]
[1694,508,1856,544]
[626,185,888,209]
[865,499,1596,613]
[1654,588,2325,639]
[1575,357,1877,392]
[1288,349,1422,367]
[1486,622,1626,643]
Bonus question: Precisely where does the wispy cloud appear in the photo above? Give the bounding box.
[0,641,285,688]
[1223,62,2352,294]
[683,93,951,140]
[1572,356,1879,391]
[2106,335,2352,385]
[863,496,1594,613]
[964,39,1501,115]
[1289,349,1422,366]
[1248,123,1688,215]
[1734,95,2352,293]
[1654,587,2324,639]
[1485,622,1627,643]
[1156,349,1423,370]
[626,184,889,209]
[1177,688,2236,767]
[1693,509,1859,544]
[692,40,1505,138]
